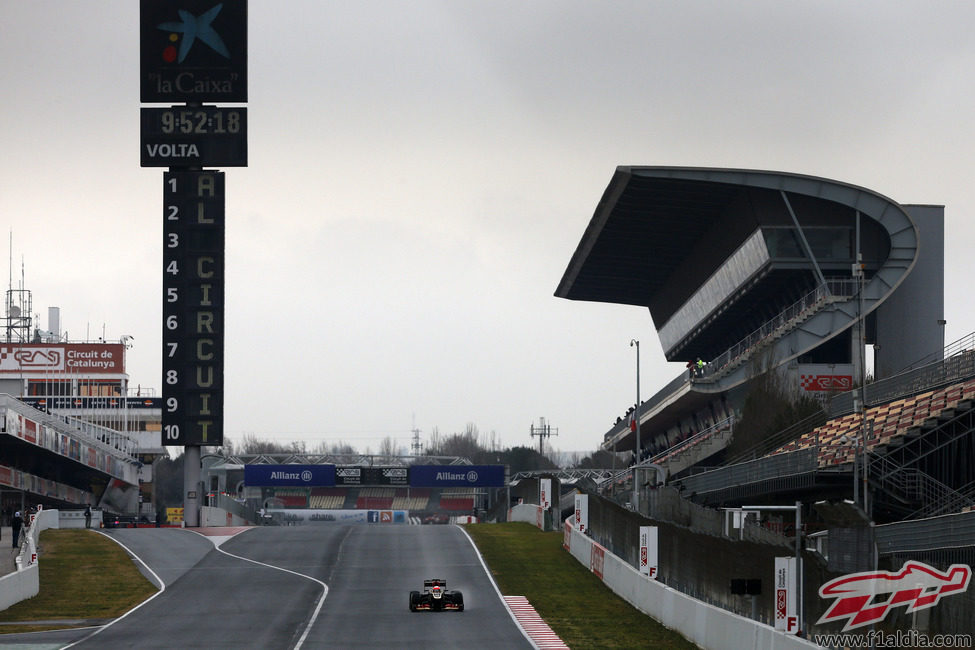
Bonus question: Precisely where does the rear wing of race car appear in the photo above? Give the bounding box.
[424,579,447,588]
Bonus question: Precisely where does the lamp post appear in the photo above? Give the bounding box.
[630,339,641,465]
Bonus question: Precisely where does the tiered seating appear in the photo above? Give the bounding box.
[355,487,394,509]
[391,487,432,511]
[309,487,346,509]
[439,488,476,512]
[274,487,308,507]
[770,378,975,468]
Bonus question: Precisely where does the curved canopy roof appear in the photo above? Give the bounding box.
[556,167,918,361]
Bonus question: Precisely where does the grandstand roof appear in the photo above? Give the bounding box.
[555,167,918,362]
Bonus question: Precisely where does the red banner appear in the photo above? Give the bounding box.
[591,544,606,579]
[23,418,37,443]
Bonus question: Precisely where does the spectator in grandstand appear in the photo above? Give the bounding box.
[695,358,705,375]
[12,511,23,547]
[84,505,92,529]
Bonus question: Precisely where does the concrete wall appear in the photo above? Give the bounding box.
[59,509,104,529]
[0,564,37,611]
[509,503,542,526]
[875,204,945,378]
[0,508,60,611]
[200,505,252,527]
[562,517,819,650]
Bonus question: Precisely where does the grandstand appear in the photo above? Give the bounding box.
[676,359,975,522]
[0,394,143,516]
[549,167,975,638]
[558,167,942,476]
[0,295,166,519]
[557,167,946,492]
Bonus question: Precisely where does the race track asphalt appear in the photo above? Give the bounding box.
[2,524,534,650]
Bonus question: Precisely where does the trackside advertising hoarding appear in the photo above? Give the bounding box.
[409,465,505,488]
[244,464,336,487]
[774,556,798,635]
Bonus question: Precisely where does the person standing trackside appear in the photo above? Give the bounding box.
[84,505,92,529]
[12,511,23,548]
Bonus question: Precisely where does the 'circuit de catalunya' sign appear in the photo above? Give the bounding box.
[817,561,971,631]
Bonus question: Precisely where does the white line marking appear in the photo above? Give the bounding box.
[60,531,168,649]
[456,525,539,650]
[199,530,328,649]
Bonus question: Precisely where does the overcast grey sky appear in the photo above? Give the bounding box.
[3,2,975,455]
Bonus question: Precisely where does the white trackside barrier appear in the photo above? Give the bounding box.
[0,508,60,611]
[561,517,819,650]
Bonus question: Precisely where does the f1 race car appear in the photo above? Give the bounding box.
[409,579,464,612]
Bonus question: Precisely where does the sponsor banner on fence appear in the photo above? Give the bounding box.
[409,465,504,487]
[591,543,606,579]
[337,467,409,486]
[335,467,362,486]
[23,396,162,410]
[275,509,407,524]
[639,526,658,579]
[775,556,798,634]
[244,464,335,487]
[574,493,588,533]
[540,478,552,510]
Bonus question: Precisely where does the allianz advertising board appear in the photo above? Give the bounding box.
[410,465,505,488]
[244,464,336,487]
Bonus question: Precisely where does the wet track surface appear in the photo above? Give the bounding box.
[2,524,532,649]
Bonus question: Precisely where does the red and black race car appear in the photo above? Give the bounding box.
[409,579,464,612]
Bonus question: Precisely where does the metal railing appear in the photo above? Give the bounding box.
[647,416,734,465]
[676,447,819,496]
[875,509,975,555]
[0,394,138,460]
[693,278,859,383]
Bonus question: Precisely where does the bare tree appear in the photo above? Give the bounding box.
[378,435,398,459]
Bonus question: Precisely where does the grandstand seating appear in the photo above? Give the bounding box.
[391,487,432,511]
[771,378,975,468]
[309,487,346,509]
[439,488,476,512]
[273,488,308,508]
[355,487,394,509]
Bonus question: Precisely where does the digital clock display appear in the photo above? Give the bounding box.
[159,108,243,135]
[141,107,247,168]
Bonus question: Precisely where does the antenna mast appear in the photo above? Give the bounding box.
[4,232,32,343]
[410,413,423,456]
[530,417,558,458]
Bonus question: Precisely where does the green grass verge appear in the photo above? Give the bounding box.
[465,522,697,649]
[0,529,157,634]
